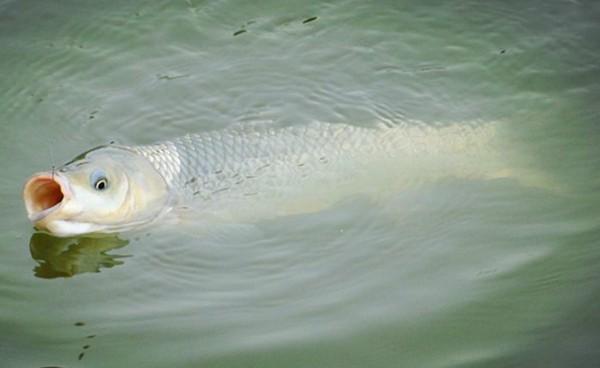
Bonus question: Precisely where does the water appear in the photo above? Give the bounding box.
[1,0,599,367]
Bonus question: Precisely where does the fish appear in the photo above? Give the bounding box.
[23,121,503,237]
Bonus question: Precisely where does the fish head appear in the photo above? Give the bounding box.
[23,145,169,237]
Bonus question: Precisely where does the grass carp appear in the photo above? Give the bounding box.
[24,121,502,237]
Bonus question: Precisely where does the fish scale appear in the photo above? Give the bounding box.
[132,123,372,199]
[130,121,499,212]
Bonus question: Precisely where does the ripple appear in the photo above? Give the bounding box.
[2,0,600,367]
[74,180,559,357]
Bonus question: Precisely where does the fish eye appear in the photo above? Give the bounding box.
[90,170,109,191]
[95,178,108,191]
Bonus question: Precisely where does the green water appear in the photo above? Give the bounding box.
[2,1,600,367]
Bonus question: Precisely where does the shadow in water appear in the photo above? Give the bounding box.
[29,233,130,279]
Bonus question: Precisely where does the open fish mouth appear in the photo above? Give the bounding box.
[23,173,70,223]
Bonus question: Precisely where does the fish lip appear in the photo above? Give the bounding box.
[23,172,72,223]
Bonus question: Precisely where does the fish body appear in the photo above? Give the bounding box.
[24,121,500,236]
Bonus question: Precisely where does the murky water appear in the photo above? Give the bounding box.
[1,1,599,367]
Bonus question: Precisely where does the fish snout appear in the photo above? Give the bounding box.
[23,172,70,223]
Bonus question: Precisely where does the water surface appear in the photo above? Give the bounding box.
[1,1,599,367]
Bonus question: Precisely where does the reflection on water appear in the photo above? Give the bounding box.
[29,233,130,279]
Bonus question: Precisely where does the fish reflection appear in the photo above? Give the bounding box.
[29,233,129,279]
